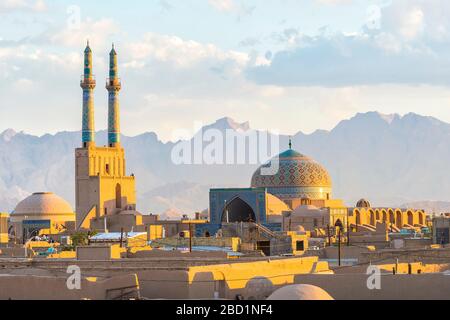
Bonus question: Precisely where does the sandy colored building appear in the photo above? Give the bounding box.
[9,192,75,242]
[203,146,346,235]
[0,212,8,244]
[204,143,428,238]
[432,215,450,244]
[347,199,428,232]
[76,43,143,232]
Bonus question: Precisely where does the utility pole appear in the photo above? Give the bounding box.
[24,227,27,258]
[119,228,124,248]
[189,222,193,253]
[327,224,331,247]
[334,219,343,267]
[104,216,108,233]
[347,210,350,247]
[338,228,341,266]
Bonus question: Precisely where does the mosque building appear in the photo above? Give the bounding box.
[5,43,429,243]
[202,141,429,237]
[6,43,147,242]
[75,42,146,232]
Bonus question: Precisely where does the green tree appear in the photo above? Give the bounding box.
[71,230,98,247]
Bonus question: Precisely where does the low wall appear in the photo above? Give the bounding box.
[0,247,31,258]
[186,256,332,300]
[404,238,432,248]
[76,245,126,260]
[332,262,450,275]
[322,246,372,260]
[360,247,450,264]
[133,256,332,299]
[77,246,112,260]
[0,256,331,299]
[0,273,140,300]
[129,250,228,259]
[151,237,240,251]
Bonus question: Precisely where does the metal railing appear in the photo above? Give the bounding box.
[249,222,280,239]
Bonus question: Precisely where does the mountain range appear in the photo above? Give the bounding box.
[2,112,450,216]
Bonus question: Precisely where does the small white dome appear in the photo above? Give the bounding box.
[267,284,334,300]
[13,192,74,216]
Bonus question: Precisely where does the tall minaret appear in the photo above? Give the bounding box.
[106,43,122,148]
[80,41,96,148]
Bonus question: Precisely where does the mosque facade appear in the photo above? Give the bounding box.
[201,143,429,236]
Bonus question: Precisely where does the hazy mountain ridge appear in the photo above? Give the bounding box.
[2,112,450,215]
[401,201,450,215]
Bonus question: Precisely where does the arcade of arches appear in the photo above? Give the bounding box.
[350,207,427,231]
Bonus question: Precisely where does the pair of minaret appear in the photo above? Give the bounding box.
[80,41,121,148]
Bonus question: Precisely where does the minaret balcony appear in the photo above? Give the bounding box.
[80,75,97,88]
[106,78,122,90]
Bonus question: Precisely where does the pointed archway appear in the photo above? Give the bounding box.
[222,198,256,223]
[418,211,424,225]
[355,210,361,225]
[396,211,403,229]
[369,210,375,226]
[407,211,414,226]
[115,183,122,209]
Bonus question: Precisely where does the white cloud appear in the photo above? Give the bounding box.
[382,3,424,41]
[380,0,450,42]
[0,0,46,13]
[399,7,424,40]
[49,18,119,50]
[259,85,285,97]
[208,0,235,12]
[207,0,255,18]
[316,0,352,5]
[374,32,402,54]
[246,1,450,87]
[11,77,33,92]
[124,32,260,69]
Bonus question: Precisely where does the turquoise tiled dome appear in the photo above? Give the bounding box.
[251,148,332,201]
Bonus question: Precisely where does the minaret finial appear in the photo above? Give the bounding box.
[289,137,292,150]
[87,39,89,47]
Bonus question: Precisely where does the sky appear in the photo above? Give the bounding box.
[2,0,450,141]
